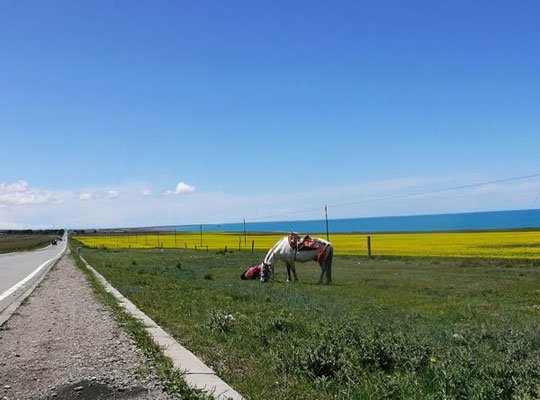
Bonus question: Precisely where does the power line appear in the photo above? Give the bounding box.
[246,173,540,222]
[92,173,540,230]
[248,206,323,222]
[329,173,540,209]
[530,190,540,209]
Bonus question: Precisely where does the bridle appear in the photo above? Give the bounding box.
[262,262,284,283]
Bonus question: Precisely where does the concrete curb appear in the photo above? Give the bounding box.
[79,256,244,400]
[0,244,67,327]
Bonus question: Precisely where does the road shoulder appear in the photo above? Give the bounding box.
[0,254,173,400]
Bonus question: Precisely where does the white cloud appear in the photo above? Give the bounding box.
[175,182,195,194]
[140,189,152,196]
[2,180,29,193]
[0,180,62,207]
[78,189,120,201]
[107,190,120,199]
[163,181,196,195]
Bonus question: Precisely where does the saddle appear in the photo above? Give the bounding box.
[288,233,320,251]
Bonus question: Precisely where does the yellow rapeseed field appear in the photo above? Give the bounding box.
[74,230,540,259]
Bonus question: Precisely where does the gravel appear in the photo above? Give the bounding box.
[0,253,174,400]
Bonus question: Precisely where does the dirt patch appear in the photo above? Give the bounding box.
[41,379,150,399]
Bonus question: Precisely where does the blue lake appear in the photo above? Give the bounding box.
[169,209,540,233]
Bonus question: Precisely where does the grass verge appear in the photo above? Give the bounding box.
[0,235,57,253]
[69,240,211,400]
[75,242,540,399]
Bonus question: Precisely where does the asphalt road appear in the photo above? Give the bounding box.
[0,238,67,300]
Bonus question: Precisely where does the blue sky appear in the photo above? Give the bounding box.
[1,0,539,228]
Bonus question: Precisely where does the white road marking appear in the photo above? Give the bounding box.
[0,254,59,302]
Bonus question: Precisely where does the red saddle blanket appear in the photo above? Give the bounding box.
[243,264,262,280]
[288,234,321,251]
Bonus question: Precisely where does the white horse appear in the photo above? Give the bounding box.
[261,235,333,284]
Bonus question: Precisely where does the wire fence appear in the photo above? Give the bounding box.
[71,173,540,259]
[72,228,540,260]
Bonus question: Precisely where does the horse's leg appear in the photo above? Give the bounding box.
[324,246,333,284]
[317,247,333,284]
[318,264,325,284]
[285,261,293,282]
[290,261,299,282]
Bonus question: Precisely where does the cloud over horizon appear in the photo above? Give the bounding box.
[1,176,540,229]
[0,180,62,207]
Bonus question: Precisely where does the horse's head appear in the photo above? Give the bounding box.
[260,261,272,283]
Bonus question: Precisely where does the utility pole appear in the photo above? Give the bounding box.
[243,218,247,245]
[325,204,330,241]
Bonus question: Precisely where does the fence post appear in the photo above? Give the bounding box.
[251,240,255,254]
[195,244,198,251]
[367,236,372,258]
[238,237,241,252]
[185,242,187,249]
[200,225,203,247]
[225,245,228,253]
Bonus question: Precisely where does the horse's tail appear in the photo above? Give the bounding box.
[325,245,333,284]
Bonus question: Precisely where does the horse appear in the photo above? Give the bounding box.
[260,234,333,284]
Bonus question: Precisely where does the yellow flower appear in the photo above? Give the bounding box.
[430,357,437,363]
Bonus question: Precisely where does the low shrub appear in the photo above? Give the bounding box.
[272,316,540,398]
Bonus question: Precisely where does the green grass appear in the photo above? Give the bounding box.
[74,242,540,399]
[0,234,57,253]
